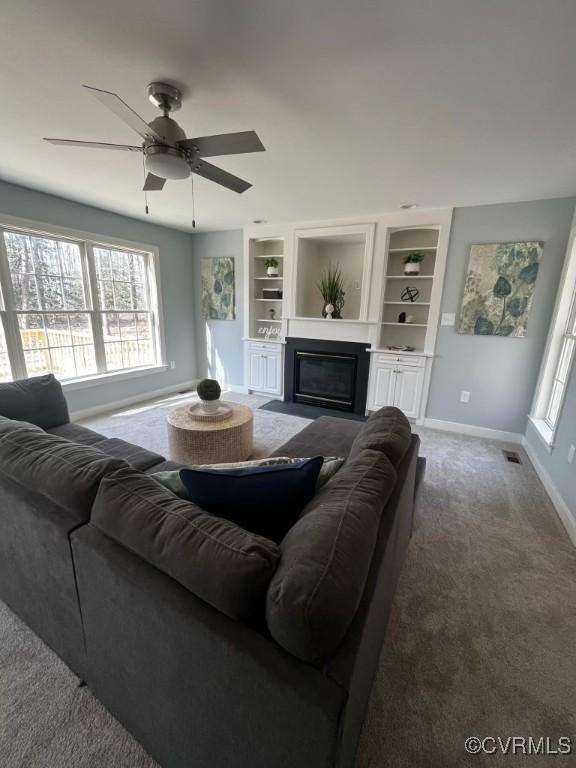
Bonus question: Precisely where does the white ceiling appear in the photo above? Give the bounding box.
[2,0,576,232]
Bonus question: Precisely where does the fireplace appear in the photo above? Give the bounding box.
[284,337,370,415]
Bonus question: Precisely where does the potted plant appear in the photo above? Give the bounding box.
[265,257,279,277]
[317,264,345,319]
[403,252,425,275]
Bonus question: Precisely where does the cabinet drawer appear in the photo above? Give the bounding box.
[375,354,425,367]
[248,341,280,353]
[397,355,425,367]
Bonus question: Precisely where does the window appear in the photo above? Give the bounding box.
[0,220,163,385]
[531,230,576,447]
[545,292,576,431]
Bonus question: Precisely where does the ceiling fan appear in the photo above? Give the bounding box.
[44,82,265,194]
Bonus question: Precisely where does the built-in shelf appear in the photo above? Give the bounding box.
[256,318,282,323]
[255,298,282,302]
[381,322,427,327]
[383,301,430,306]
[386,275,434,280]
[254,254,284,259]
[388,247,437,253]
[255,276,283,280]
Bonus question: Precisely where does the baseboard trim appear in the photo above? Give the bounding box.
[422,418,523,444]
[70,380,198,422]
[521,436,576,547]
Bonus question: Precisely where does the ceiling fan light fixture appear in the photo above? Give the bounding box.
[145,145,190,180]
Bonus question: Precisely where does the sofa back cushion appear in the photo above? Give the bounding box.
[349,406,411,466]
[266,448,398,663]
[92,466,281,622]
[0,417,126,523]
[0,374,69,429]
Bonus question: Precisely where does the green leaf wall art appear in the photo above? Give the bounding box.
[201,257,235,320]
[458,241,543,338]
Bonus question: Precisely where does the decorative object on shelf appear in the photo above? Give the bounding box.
[268,308,276,320]
[257,325,280,340]
[324,303,335,319]
[262,288,283,299]
[318,263,345,319]
[405,315,415,324]
[201,257,235,320]
[265,257,279,277]
[386,345,415,352]
[401,285,420,303]
[190,378,232,420]
[403,252,426,275]
[458,241,542,337]
[398,311,406,323]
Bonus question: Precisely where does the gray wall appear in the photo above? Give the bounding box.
[0,180,197,414]
[426,198,576,433]
[191,230,244,388]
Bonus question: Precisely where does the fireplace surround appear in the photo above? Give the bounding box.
[284,337,370,415]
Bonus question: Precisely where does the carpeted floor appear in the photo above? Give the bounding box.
[1,394,575,768]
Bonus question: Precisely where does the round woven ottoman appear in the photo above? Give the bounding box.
[167,403,254,464]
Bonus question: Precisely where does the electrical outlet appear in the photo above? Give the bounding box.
[460,391,470,403]
[568,444,575,465]
[170,360,176,370]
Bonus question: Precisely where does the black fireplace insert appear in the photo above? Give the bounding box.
[284,337,370,415]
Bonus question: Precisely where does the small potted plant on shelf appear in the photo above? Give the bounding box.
[265,257,279,277]
[317,263,345,319]
[403,252,425,275]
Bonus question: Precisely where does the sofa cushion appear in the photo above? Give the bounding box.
[349,407,411,467]
[0,374,70,429]
[47,422,108,447]
[0,418,127,522]
[88,437,164,471]
[92,466,281,622]
[266,448,398,663]
[271,415,362,459]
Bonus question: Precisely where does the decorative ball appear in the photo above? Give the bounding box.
[197,378,221,401]
[401,286,420,303]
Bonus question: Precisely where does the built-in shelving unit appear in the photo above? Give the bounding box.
[380,227,440,353]
[248,237,285,342]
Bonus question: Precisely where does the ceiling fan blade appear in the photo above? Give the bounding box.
[83,85,162,142]
[143,173,166,191]
[191,160,252,193]
[178,131,265,157]
[44,138,142,152]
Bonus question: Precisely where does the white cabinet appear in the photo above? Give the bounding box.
[246,341,282,396]
[368,353,426,420]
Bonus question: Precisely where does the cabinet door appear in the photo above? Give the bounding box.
[262,353,280,394]
[248,351,264,390]
[373,365,396,409]
[393,367,423,419]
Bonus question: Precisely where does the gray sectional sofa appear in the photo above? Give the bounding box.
[0,374,423,768]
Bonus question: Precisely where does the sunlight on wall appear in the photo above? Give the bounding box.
[205,323,228,386]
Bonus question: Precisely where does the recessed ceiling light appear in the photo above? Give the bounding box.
[400,204,418,210]
[252,219,266,224]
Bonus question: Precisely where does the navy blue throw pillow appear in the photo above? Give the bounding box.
[179,457,324,542]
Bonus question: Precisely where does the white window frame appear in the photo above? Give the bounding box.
[0,213,167,388]
[530,225,576,451]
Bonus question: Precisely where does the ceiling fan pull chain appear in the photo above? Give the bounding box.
[141,154,149,215]
[191,173,196,229]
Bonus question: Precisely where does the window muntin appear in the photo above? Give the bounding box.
[0,226,161,383]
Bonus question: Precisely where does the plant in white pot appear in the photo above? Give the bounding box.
[403,252,425,275]
[265,257,279,277]
[317,263,345,319]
